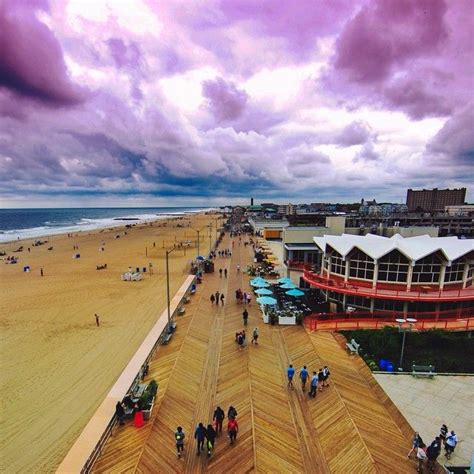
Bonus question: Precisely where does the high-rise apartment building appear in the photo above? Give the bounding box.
[406,188,466,212]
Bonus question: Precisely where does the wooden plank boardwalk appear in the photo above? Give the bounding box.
[92,236,414,473]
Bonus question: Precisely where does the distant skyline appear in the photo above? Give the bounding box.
[0,0,473,208]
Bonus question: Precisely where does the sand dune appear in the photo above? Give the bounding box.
[0,213,218,472]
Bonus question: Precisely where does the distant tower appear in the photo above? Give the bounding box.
[251,197,254,206]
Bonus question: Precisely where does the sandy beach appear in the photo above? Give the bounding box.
[0,212,217,473]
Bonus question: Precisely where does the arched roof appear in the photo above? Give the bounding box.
[313,234,474,264]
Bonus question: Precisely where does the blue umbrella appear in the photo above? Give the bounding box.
[280,283,296,289]
[250,277,266,284]
[196,256,205,260]
[256,296,277,305]
[252,281,270,288]
[277,277,293,284]
[255,288,273,295]
[286,289,305,297]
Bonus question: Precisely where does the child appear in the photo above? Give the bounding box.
[175,426,185,458]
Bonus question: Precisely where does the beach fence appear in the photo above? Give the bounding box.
[57,274,196,474]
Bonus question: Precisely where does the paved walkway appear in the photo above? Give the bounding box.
[91,235,415,473]
[375,373,474,467]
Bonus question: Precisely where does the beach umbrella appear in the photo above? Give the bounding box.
[250,277,266,284]
[286,289,305,297]
[278,277,293,284]
[253,281,270,288]
[280,283,297,289]
[257,296,277,305]
[196,256,205,260]
[255,288,273,295]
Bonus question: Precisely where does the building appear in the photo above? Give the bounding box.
[445,205,474,216]
[406,188,466,212]
[303,234,474,316]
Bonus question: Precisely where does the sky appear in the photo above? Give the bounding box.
[0,0,473,208]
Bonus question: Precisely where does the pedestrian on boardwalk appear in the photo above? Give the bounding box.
[210,294,216,305]
[416,443,427,472]
[115,401,125,425]
[206,424,216,457]
[224,268,228,278]
[219,268,222,278]
[322,366,330,387]
[227,406,238,419]
[242,292,247,305]
[237,332,244,350]
[227,416,238,445]
[309,371,318,398]
[439,424,448,445]
[236,264,240,273]
[300,366,309,390]
[247,293,252,305]
[407,432,424,459]
[215,291,220,303]
[287,364,295,389]
[220,293,225,305]
[40,267,43,277]
[445,431,458,459]
[317,368,324,391]
[241,329,246,345]
[243,308,248,326]
[95,313,100,327]
[213,406,225,434]
[426,437,441,472]
[175,426,185,458]
[195,422,206,455]
[235,289,240,303]
[252,327,259,345]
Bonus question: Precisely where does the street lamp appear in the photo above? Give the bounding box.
[396,317,417,371]
[166,246,178,327]
[190,225,208,258]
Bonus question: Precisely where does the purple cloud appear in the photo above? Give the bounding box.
[336,121,373,147]
[202,77,248,121]
[0,1,85,106]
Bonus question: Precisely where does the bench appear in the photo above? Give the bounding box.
[346,338,361,354]
[177,305,185,315]
[412,364,436,378]
[133,383,148,399]
[163,333,173,344]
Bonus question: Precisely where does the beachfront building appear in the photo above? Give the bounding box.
[303,234,474,316]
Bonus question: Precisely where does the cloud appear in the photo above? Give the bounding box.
[0,0,86,106]
[202,77,248,121]
[336,120,374,147]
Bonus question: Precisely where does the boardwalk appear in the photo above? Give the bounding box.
[92,236,415,473]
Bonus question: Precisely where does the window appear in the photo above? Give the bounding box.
[412,253,442,284]
[378,250,409,283]
[374,299,404,312]
[444,259,465,283]
[329,250,344,276]
[346,295,371,310]
[348,249,374,280]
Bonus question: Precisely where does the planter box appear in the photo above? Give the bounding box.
[278,316,296,325]
[143,396,155,421]
[262,312,269,324]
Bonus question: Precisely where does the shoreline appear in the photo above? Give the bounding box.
[0,211,219,472]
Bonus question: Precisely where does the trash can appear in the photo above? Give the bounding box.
[386,362,394,372]
[379,359,388,371]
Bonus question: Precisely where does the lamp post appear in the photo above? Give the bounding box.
[208,223,212,254]
[166,246,178,327]
[190,225,208,258]
[396,317,417,371]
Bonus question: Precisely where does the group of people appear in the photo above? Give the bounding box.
[218,268,228,278]
[407,425,459,472]
[235,289,252,305]
[175,406,239,459]
[210,291,225,305]
[287,365,330,398]
[217,249,232,257]
[235,327,259,349]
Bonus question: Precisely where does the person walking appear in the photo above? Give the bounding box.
[175,426,185,458]
[309,371,318,398]
[445,431,458,460]
[115,401,125,426]
[416,443,427,472]
[40,267,43,277]
[426,437,441,472]
[227,416,238,445]
[227,406,238,419]
[210,294,216,305]
[236,264,240,273]
[317,368,324,391]
[213,406,225,434]
[237,332,244,350]
[242,292,247,305]
[247,293,252,305]
[252,327,259,345]
[322,366,330,387]
[215,291,220,303]
[95,313,100,327]
[219,268,223,278]
[220,293,225,306]
[206,424,216,457]
[287,364,295,389]
[224,268,228,278]
[243,309,249,326]
[407,432,424,459]
[300,366,309,390]
[439,424,448,445]
[194,422,206,455]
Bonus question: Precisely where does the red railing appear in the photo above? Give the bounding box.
[305,317,474,332]
[303,268,474,302]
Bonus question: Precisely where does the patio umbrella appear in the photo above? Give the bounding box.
[253,281,270,288]
[286,289,305,297]
[256,296,277,305]
[277,277,293,284]
[255,288,273,295]
[250,277,266,284]
[280,283,297,289]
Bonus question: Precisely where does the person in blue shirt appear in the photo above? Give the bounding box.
[300,366,309,390]
[287,364,295,389]
[194,422,206,455]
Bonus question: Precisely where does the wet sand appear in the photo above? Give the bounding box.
[0,213,217,472]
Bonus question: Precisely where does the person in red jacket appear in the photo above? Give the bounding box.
[227,416,239,445]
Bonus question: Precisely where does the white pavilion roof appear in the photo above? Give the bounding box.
[313,234,474,264]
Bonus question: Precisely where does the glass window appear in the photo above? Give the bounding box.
[348,249,374,280]
[444,259,465,283]
[378,250,409,283]
[412,253,442,284]
[329,250,345,275]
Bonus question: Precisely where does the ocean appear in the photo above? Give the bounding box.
[0,207,211,243]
